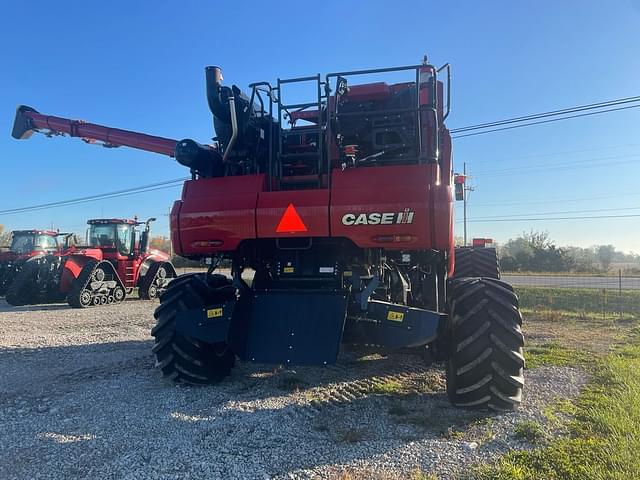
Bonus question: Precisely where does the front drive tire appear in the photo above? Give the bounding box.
[151,273,236,384]
[446,277,525,410]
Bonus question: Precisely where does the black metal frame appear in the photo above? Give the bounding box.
[275,74,326,188]
[249,62,451,190]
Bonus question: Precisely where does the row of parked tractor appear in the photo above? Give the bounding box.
[0,217,175,308]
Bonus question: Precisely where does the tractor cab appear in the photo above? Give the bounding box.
[9,230,59,255]
[86,217,156,258]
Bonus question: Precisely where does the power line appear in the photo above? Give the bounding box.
[451,104,640,139]
[0,178,187,216]
[450,95,640,133]
[463,205,640,221]
[458,213,640,223]
[480,143,640,166]
[471,153,640,175]
[471,157,640,178]
[470,191,640,207]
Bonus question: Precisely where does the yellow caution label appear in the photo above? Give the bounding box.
[343,271,353,277]
[387,311,404,322]
[283,267,295,273]
[207,308,224,318]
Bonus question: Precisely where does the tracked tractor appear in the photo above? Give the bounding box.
[0,230,70,296]
[5,218,176,307]
[12,57,524,409]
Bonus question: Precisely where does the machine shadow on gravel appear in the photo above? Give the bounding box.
[166,387,499,477]
[0,297,153,313]
[0,299,70,313]
[0,340,154,398]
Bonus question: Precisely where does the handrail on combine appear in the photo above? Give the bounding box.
[325,62,447,175]
[437,63,452,120]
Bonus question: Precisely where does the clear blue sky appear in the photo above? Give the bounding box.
[1,1,639,252]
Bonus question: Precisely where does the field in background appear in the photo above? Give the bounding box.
[516,286,640,321]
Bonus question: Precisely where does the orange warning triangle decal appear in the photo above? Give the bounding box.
[276,203,308,233]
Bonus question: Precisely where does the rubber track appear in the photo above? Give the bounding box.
[453,247,500,279]
[151,274,235,384]
[67,260,126,308]
[139,261,175,300]
[446,277,524,411]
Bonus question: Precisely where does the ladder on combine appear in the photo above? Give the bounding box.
[275,74,327,190]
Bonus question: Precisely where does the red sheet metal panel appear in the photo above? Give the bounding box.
[175,175,265,255]
[331,164,446,250]
[257,190,330,238]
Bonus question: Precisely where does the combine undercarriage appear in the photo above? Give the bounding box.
[152,240,523,410]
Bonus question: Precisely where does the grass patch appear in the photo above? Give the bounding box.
[475,342,640,479]
[513,420,545,442]
[542,399,578,426]
[442,426,465,440]
[409,471,437,480]
[515,286,640,320]
[334,467,436,480]
[525,342,588,369]
[371,379,404,395]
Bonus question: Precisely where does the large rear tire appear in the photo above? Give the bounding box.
[446,277,525,410]
[151,273,236,384]
[453,247,500,279]
[5,261,39,306]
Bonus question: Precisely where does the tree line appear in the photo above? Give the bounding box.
[496,230,639,273]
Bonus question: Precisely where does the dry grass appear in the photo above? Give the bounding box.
[522,309,636,368]
[331,467,437,479]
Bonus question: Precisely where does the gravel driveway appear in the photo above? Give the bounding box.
[0,298,588,479]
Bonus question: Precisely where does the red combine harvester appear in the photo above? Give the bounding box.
[12,57,524,409]
[0,230,71,296]
[5,218,176,307]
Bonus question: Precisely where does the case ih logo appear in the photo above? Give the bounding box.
[341,208,415,226]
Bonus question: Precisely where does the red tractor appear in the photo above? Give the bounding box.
[5,217,176,307]
[0,229,70,296]
[12,57,525,409]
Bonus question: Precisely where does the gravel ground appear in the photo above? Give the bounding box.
[0,298,588,480]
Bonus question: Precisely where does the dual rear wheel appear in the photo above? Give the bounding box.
[151,260,525,411]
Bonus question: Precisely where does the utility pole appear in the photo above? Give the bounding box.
[463,162,467,246]
[462,162,475,246]
[454,165,475,246]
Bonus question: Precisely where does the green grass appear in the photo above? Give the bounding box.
[371,379,404,395]
[513,420,545,442]
[525,343,589,369]
[475,342,640,479]
[515,286,640,319]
